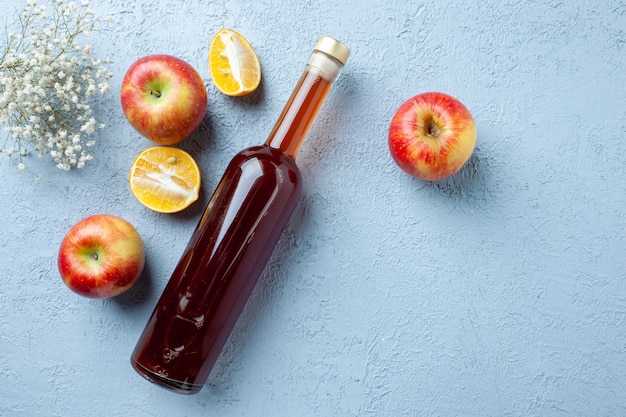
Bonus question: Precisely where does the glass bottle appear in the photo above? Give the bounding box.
[131,36,350,394]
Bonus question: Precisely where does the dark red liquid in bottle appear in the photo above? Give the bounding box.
[131,145,301,393]
[131,38,348,394]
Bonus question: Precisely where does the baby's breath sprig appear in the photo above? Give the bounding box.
[0,0,113,171]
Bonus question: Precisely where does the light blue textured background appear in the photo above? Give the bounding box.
[1,0,625,416]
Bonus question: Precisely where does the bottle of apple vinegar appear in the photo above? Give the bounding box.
[131,36,350,394]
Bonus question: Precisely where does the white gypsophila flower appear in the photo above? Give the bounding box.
[0,0,113,172]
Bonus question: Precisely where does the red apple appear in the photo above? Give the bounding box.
[388,92,477,181]
[121,54,208,145]
[58,214,145,298]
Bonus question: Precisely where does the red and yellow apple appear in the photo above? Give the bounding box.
[388,92,477,181]
[58,214,145,298]
[121,54,208,145]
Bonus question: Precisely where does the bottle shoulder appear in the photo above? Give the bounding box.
[235,145,301,176]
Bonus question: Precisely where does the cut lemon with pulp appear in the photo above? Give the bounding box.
[209,28,261,96]
[129,146,201,214]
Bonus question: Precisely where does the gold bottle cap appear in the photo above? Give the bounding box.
[314,36,350,66]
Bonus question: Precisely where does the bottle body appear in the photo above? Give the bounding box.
[132,145,301,393]
[131,36,349,394]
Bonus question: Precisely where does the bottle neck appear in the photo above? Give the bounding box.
[265,51,344,159]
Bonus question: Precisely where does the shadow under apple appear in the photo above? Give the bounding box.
[421,144,501,209]
[112,259,155,310]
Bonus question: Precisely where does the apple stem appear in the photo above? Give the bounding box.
[425,119,440,138]
[148,89,162,99]
[91,252,99,261]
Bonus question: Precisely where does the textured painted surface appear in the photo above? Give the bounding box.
[1,0,625,415]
